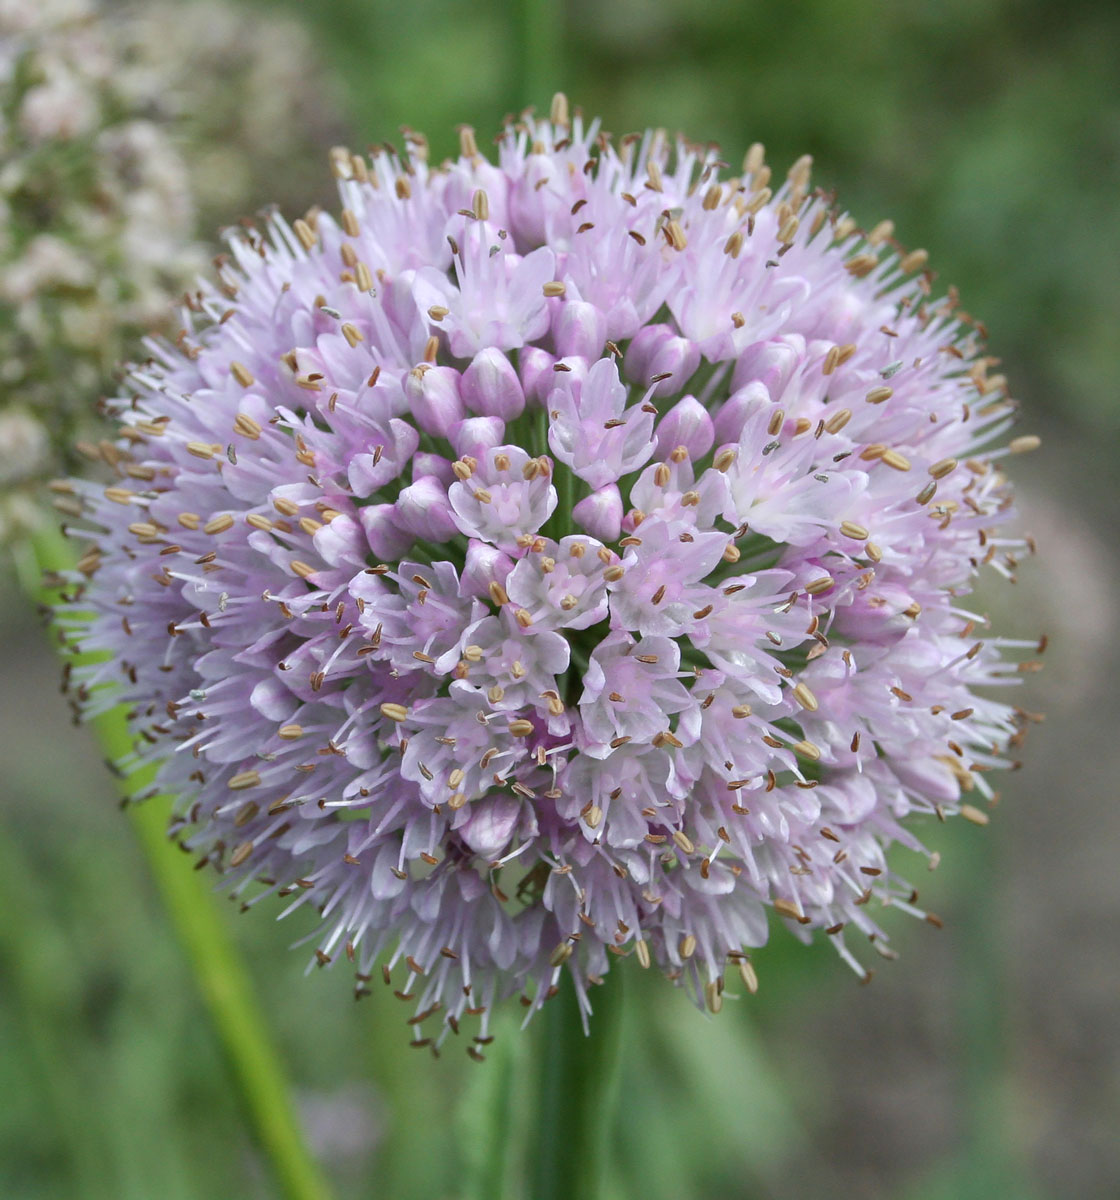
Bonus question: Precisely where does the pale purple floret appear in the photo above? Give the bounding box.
[459,610,570,712]
[447,444,557,551]
[547,357,656,489]
[505,535,610,631]
[607,518,728,638]
[580,632,691,749]
[59,98,1038,1049]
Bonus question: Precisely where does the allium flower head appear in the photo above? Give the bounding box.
[60,97,1040,1050]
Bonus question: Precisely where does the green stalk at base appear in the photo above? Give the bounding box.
[530,975,626,1200]
[20,524,333,1200]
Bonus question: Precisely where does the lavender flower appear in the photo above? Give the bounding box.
[59,97,1040,1051]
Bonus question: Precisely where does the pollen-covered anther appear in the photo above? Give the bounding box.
[549,941,574,967]
[233,413,261,440]
[664,220,687,251]
[900,248,929,273]
[960,804,990,826]
[203,513,234,535]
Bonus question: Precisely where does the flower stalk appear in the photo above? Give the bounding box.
[531,977,625,1200]
[20,523,332,1200]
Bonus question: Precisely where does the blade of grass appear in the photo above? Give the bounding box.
[0,834,107,1200]
[17,523,333,1200]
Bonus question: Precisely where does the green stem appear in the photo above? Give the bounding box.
[458,1015,532,1200]
[19,524,333,1200]
[531,977,625,1200]
[953,827,1023,1199]
[0,837,106,1199]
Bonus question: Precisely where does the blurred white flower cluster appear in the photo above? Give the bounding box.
[116,0,346,227]
[0,0,345,545]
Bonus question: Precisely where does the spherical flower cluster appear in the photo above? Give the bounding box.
[60,99,1038,1050]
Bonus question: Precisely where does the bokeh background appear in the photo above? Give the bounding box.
[2,0,1118,1197]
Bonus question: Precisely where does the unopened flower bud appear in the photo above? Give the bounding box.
[394,475,459,541]
[518,345,557,404]
[358,502,412,560]
[553,299,606,361]
[460,538,514,599]
[405,365,464,437]
[573,485,623,542]
[625,324,700,397]
[712,381,769,446]
[413,452,455,486]
[654,395,715,460]
[461,347,525,420]
[451,416,506,460]
[730,336,804,399]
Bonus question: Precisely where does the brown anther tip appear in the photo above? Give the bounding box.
[959,803,990,826]
[550,92,570,128]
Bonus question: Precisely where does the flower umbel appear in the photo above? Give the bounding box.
[59,98,1039,1050]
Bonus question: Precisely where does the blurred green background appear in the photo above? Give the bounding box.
[2,0,1118,1197]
